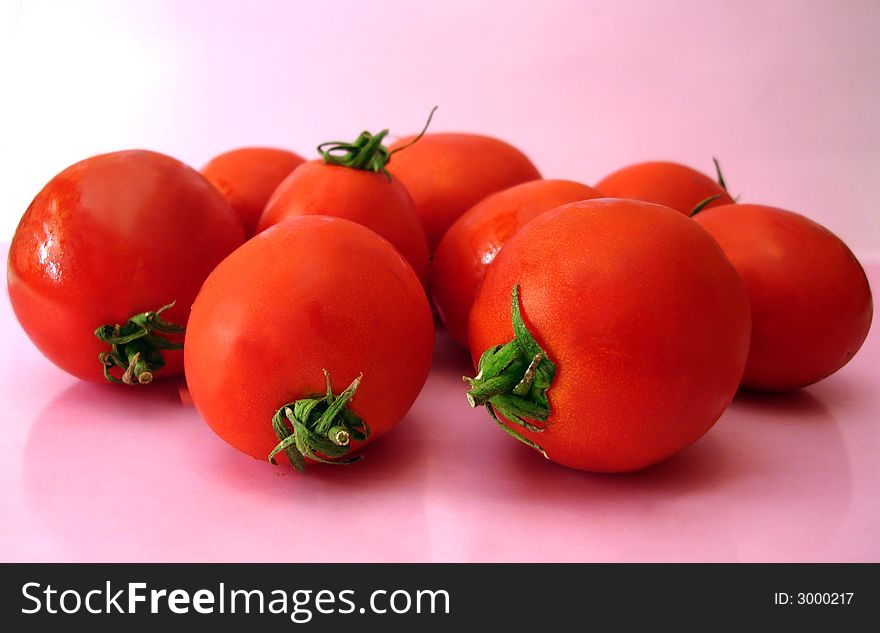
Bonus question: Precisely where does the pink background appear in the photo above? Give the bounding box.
[1,1,879,562]
[1,0,879,258]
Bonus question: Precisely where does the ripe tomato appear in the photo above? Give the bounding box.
[694,204,873,391]
[258,160,429,285]
[387,133,541,249]
[7,150,245,384]
[432,179,603,348]
[466,199,751,472]
[184,216,434,470]
[201,147,305,236]
[595,160,734,215]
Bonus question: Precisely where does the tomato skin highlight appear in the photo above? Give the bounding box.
[257,160,430,285]
[595,161,734,215]
[201,147,306,236]
[184,216,434,465]
[7,150,245,383]
[694,204,873,391]
[468,199,751,472]
[387,133,541,250]
[431,179,603,348]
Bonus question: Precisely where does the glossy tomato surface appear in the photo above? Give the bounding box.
[695,204,873,391]
[387,133,541,250]
[184,216,434,465]
[201,147,305,236]
[468,199,751,472]
[7,150,245,382]
[432,179,602,348]
[595,161,733,214]
[257,160,429,284]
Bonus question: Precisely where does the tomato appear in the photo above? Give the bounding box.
[432,179,603,348]
[7,150,245,384]
[595,160,734,215]
[387,133,541,249]
[466,199,750,472]
[694,204,873,391]
[201,147,305,236]
[259,160,429,285]
[184,216,434,470]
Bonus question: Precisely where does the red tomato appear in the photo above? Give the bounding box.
[184,216,434,470]
[432,179,603,348]
[201,147,305,236]
[467,199,751,472]
[7,150,245,384]
[258,160,429,285]
[595,161,734,215]
[694,204,873,391]
[387,133,541,249]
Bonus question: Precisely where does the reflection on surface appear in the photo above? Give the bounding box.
[440,386,851,562]
[24,378,434,561]
[23,333,854,562]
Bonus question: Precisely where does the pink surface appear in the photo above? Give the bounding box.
[1,1,878,563]
[1,253,878,562]
[1,1,879,259]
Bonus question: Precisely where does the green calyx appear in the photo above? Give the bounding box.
[316,106,437,181]
[269,370,371,472]
[94,301,184,385]
[463,285,556,458]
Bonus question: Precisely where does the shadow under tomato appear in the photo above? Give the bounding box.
[22,358,857,563]
[429,383,853,561]
[194,403,437,562]
[432,326,474,376]
[466,413,735,507]
[23,379,436,561]
[500,386,845,495]
[734,386,831,417]
[207,407,431,492]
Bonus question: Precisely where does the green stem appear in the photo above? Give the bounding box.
[692,157,739,216]
[689,193,721,217]
[268,370,371,472]
[713,156,740,201]
[94,302,184,385]
[348,130,390,170]
[316,106,437,181]
[463,285,557,456]
[713,156,728,192]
